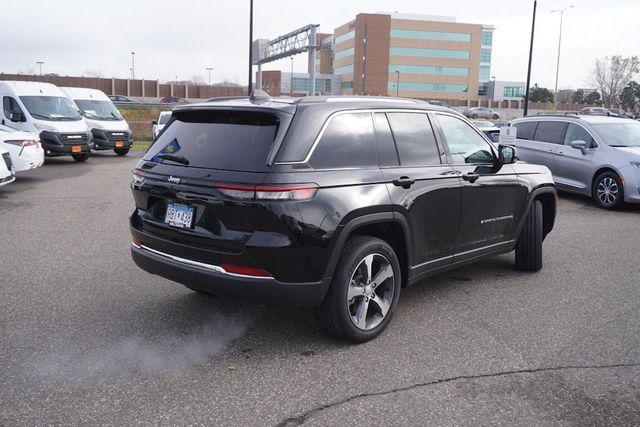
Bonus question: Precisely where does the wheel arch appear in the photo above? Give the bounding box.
[591,166,623,191]
[323,213,412,288]
[515,185,557,240]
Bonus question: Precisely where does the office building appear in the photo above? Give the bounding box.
[331,12,494,100]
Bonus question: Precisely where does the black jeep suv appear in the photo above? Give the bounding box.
[130,95,557,342]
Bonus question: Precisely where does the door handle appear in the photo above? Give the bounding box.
[461,172,480,183]
[392,176,416,189]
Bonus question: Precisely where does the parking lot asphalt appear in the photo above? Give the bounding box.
[1,152,639,426]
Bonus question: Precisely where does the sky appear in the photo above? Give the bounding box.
[1,0,638,90]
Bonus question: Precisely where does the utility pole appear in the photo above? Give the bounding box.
[361,23,368,95]
[36,61,44,76]
[552,5,574,111]
[131,51,135,80]
[523,0,537,117]
[395,71,400,97]
[290,57,294,95]
[207,67,213,85]
[248,0,254,95]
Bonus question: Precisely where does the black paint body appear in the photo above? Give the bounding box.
[130,97,556,306]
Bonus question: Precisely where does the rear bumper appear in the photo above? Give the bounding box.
[130,243,329,307]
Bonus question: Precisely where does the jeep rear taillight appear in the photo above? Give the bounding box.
[216,183,318,201]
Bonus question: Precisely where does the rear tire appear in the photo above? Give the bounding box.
[592,171,624,210]
[492,114,499,120]
[471,114,479,119]
[515,200,543,271]
[114,147,130,156]
[317,236,401,342]
[72,153,89,162]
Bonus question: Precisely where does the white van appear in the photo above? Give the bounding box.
[62,87,133,156]
[0,81,92,162]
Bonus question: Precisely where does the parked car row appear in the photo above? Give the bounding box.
[0,80,134,188]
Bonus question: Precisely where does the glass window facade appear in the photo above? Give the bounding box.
[341,81,353,89]
[480,48,491,63]
[390,29,471,42]
[389,64,468,76]
[481,31,493,46]
[503,86,525,97]
[479,65,490,81]
[389,47,470,59]
[334,30,355,45]
[334,64,354,75]
[292,78,332,93]
[388,82,468,93]
[334,48,354,60]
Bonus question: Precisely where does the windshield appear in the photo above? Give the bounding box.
[158,113,171,124]
[592,122,640,147]
[75,99,123,121]
[19,96,81,121]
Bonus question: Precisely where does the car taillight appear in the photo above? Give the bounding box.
[220,263,273,278]
[5,140,38,147]
[132,169,146,184]
[216,183,318,201]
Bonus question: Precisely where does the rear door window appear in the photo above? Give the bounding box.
[512,121,538,140]
[309,112,377,169]
[533,121,567,144]
[386,112,441,166]
[144,110,279,172]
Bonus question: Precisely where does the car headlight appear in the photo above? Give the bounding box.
[33,123,56,132]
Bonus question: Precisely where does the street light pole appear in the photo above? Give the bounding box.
[290,57,294,95]
[552,5,574,111]
[36,61,44,76]
[523,0,537,117]
[131,51,135,79]
[395,71,400,97]
[248,0,254,95]
[207,67,213,85]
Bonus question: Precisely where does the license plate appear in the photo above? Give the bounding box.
[71,146,81,153]
[164,203,195,229]
[115,141,124,147]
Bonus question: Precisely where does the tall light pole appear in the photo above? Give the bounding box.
[552,5,574,111]
[491,75,496,102]
[290,57,294,95]
[36,61,44,76]
[248,0,254,95]
[131,51,135,79]
[523,0,537,117]
[206,67,213,85]
[395,71,400,97]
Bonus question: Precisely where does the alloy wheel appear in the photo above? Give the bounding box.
[346,253,395,331]
[597,177,619,206]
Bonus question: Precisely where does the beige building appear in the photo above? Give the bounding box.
[327,12,494,100]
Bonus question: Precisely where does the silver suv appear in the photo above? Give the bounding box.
[511,115,640,209]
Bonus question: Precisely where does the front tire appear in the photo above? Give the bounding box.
[592,171,624,210]
[72,153,89,162]
[114,147,130,156]
[515,200,543,271]
[492,114,499,120]
[317,236,401,342]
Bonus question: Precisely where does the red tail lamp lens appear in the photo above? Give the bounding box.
[221,264,273,278]
[216,183,318,201]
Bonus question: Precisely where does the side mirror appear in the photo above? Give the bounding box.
[151,120,158,125]
[570,140,588,154]
[498,145,517,164]
[9,111,22,122]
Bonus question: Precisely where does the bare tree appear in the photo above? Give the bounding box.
[590,55,640,106]
[84,70,103,78]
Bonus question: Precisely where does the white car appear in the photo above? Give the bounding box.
[0,125,44,172]
[152,111,172,141]
[0,147,15,187]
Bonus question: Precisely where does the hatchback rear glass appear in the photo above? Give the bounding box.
[144,110,279,172]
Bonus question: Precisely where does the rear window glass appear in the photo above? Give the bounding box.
[533,121,567,144]
[513,121,538,140]
[387,112,440,166]
[309,112,377,169]
[144,111,278,172]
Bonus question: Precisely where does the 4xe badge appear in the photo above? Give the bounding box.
[168,176,181,184]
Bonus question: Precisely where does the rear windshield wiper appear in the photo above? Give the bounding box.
[157,153,190,165]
